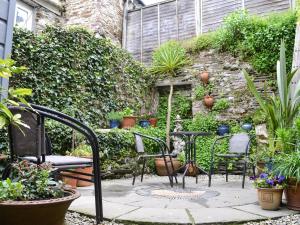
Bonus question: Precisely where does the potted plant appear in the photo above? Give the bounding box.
[0,161,80,225]
[199,70,209,84]
[252,172,286,210]
[274,151,300,210]
[67,143,93,187]
[217,124,230,136]
[148,112,158,127]
[107,111,123,128]
[139,114,150,128]
[203,83,214,108]
[121,107,137,129]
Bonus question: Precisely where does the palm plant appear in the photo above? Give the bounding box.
[152,41,189,148]
[243,40,300,154]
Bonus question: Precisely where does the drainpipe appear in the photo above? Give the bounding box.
[122,0,129,48]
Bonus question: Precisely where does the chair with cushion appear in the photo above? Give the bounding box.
[2,104,103,224]
[132,132,178,187]
[208,133,254,188]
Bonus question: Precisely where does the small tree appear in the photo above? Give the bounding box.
[151,41,189,148]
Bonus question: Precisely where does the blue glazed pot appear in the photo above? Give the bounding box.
[139,120,150,128]
[109,120,120,129]
[217,125,230,136]
[242,123,252,131]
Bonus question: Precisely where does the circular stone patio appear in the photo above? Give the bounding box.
[70,175,298,225]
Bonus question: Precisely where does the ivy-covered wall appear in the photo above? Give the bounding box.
[10,27,151,153]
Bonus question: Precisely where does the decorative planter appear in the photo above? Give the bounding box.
[149,118,158,127]
[257,188,283,210]
[109,119,120,129]
[62,171,77,188]
[0,189,80,225]
[242,123,252,131]
[139,120,150,128]
[217,125,230,136]
[76,166,93,187]
[285,183,300,210]
[203,95,214,108]
[155,157,181,176]
[199,71,209,84]
[121,116,137,129]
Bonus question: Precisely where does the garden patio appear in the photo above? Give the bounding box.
[1,0,300,225]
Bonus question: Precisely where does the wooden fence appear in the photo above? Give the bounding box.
[124,0,294,64]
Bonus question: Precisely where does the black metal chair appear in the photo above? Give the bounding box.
[208,133,254,188]
[2,104,103,224]
[132,132,178,187]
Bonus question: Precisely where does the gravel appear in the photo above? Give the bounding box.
[65,211,300,225]
[244,214,300,225]
[65,212,124,225]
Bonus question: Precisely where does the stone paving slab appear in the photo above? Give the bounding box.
[233,204,298,218]
[70,175,298,224]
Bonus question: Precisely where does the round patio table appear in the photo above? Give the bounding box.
[170,131,212,188]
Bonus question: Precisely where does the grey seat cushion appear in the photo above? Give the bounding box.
[216,153,244,158]
[22,155,93,166]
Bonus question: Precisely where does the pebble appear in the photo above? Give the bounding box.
[244,214,300,225]
[65,212,125,225]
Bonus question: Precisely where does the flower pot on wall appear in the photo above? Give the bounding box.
[217,125,230,136]
[155,157,181,176]
[149,118,158,127]
[199,71,209,84]
[121,116,137,128]
[139,120,150,128]
[204,95,214,108]
[285,183,300,210]
[257,188,283,210]
[0,189,80,225]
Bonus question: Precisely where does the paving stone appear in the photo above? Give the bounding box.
[189,207,264,224]
[234,204,298,218]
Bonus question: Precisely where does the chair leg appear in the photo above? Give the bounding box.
[242,161,247,189]
[132,159,139,186]
[141,158,146,182]
[1,164,11,180]
[252,165,256,177]
[169,155,178,184]
[132,173,136,186]
[162,155,173,187]
[208,158,214,187]
[225,159,228,182]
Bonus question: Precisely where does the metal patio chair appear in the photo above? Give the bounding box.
[132,132,178,187]
[2,104,103,224]
[208,133,254,188]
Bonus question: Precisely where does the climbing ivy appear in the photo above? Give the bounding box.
[11,27,151,153]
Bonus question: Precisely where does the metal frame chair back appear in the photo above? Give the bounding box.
[229,133,250,155]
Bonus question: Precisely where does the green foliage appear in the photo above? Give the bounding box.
[275,128,295,153]
[67,143,92,157]
[0,161,64,201]
[243,41,300,144]
[121,107,134,117]
[274,151,300,182]
[194,85,205,100]
[107,111,123,121]
[0,59,31,131]
[11,27,150,153]
[184,10,297,73]
[156,94,192,129]
[188,113,218,132]
[152,41,189,77]
[212,98,230,112]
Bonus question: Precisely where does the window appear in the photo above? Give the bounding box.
[14,0,34,31]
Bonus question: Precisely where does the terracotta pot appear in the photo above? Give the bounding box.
[203,95,214,108]
[257,188,283,210]
[0,189,80,225]
[285,184,300,210]
[62,172,77,189]
[155,157,181,176]
[76,167,93,187]
[185,163,198,177]
[121,116,137,129]
[199,71,209,84]
[149,118,158,127]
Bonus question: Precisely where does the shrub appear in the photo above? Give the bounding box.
[212,98,230,112]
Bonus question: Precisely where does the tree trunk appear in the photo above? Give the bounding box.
[166,84,174,149]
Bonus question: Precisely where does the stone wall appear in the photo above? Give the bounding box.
[155,49,268,122]
[64,0,124,44]
[35,5,63,32]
